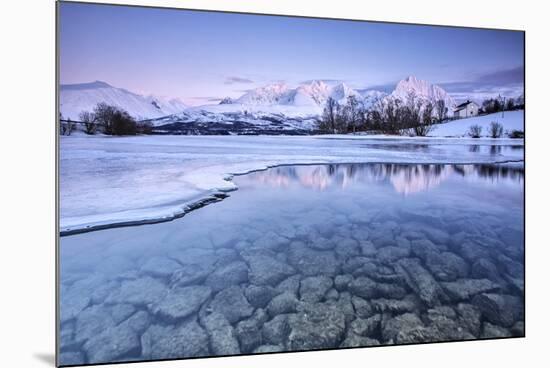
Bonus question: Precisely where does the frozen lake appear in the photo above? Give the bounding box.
[60,135,524,234]
[59,161,525,365]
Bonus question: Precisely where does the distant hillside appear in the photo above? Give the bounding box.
[60,76,466,134]
[60,81,187,120]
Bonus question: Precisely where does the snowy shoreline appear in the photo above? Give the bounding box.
[60,134,524,236]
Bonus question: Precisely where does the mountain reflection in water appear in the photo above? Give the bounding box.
[239,163,524,195]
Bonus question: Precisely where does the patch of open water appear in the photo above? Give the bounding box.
[59,162,524,365]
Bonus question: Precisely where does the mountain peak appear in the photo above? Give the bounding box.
[396,76,431,90]
[60,80,113,91]
[307,80,328,88]
[395,76,441,95]
[330,82,361,103]
[219,97,234,105]
[333,81,349,89]
[90,80,112,88]
[293,80,331,106]
[391,76,455,115]
[236,82,291,105]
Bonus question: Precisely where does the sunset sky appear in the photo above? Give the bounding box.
[59,2,524,105]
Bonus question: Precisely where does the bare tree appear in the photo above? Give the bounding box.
[369,106,384,132]
[357,101,367,132]
[515,95,525,109]
[482,98,502,114]
[345,95,360,133]
[59,112,66,135]
[319,97,338,133]
[137,121,153,134]
[412,102,435,136]
[93,102,117,134]
[92,102,137,135]
[111,109,137,135]
[468,124,483,138]
[435,99,447,123]
[488,121,504,138]
[335,103,348,133]
[79,111,98,135]
[404,91,422,130]
[377,98,404,135]
[65,118,73,136]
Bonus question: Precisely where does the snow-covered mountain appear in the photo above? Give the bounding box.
[232,77,453,115]
[60,81,187,120]
[291,80,332,107]
[236,82,293,105]
[234,80,381,111]
[360,89,388,108]
[60,77,458,134]
[329,82,363,105]
[388,76,455,115]
[153,78,454,133]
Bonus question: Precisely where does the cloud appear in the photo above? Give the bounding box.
[182,96,225,106]
[235,88,256,93]
[224,76,254,85]
[300,79,344,84]
[360,82,397,94]
[440,66,524,101]
[204,97,223,102]
[356,67,524,104]
[476,66,524,85]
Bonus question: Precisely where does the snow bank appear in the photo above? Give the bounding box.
[430,110,524,137]
[60,135,523,234]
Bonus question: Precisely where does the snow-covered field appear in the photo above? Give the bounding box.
[60,135,524,234]
[430,110,524,137]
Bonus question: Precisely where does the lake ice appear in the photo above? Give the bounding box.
[59,135,523,234]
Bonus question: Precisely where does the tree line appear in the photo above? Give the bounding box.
[481,95,524,114]
[318,93,525,136]
[318,92,447,136]
[60,103,152,136]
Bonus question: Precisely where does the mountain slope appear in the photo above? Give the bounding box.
[388,76,455,115]
[60,77,459,134]
[360,89,388,108]
[60,81,187,120]
[291,80,332,106]
[234,80,381,111]
[329,82,363,104]
[236,82,292,105]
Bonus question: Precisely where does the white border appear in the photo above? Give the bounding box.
[2,0,548,367]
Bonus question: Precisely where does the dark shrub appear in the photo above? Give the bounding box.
[508,130,524,139]
[93,103,137,136]
[110,109,137,135]
[488,122,504,138]
[468,124,483,138]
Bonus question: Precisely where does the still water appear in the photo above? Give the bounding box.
[59,162,524,365]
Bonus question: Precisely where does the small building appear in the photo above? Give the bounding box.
[454,100,480,119]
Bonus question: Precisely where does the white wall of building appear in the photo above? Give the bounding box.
[455,102,479,118]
